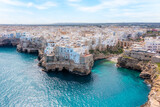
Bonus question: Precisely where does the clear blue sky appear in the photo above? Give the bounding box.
[0,0,160,24]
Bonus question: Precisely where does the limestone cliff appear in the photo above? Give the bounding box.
[117,56,160,107]
[0,38,19,46]
[93,53,106,60]
[17,39,42,54]
[91,46,123,61]
[38,53,94,76]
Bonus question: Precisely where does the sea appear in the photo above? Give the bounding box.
[0,47,150,107]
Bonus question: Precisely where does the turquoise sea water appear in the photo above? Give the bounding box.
[0,47,150,107]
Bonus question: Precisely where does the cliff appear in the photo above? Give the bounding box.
[39,53,94,76]
[0,38,19,46]
[117,56,160,107]
[90,45,123,61]
[16,39,42,54]
[93,53,106,60]
[17,44,38,53]
[117,56,143,71]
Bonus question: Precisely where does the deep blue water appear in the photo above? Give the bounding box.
[0,47,150,107]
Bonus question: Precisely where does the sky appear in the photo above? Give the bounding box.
[0,0,160,24]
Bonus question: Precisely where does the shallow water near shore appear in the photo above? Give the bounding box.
[0,47,150,107]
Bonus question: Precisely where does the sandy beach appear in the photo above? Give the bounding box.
[107,55,120,63]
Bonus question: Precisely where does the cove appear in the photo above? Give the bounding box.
[0,47,150,107]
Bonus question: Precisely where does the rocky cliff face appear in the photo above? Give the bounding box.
[141,63,160,107]
[93,53,106,60]
[38,53,94,76]
[117,57,143,71]
[117,56,160,107]
[0,38,19,46]
[16,40,41,54]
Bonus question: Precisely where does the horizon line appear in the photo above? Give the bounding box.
[0,22,160,25]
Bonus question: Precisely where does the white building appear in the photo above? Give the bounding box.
[144,36,160,53]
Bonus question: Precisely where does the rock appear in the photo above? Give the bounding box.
[93,53,106,60]
[0,38,19,47]
[117,57,142,71]
[144,79,152,85]
[140,72,151,79]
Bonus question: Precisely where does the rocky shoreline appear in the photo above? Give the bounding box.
[0,38,119,75]
[117,56,160,107]
[17,44,118,75]
[17,44,39,54]
[0,38,103,76]
[0,38,19,47]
